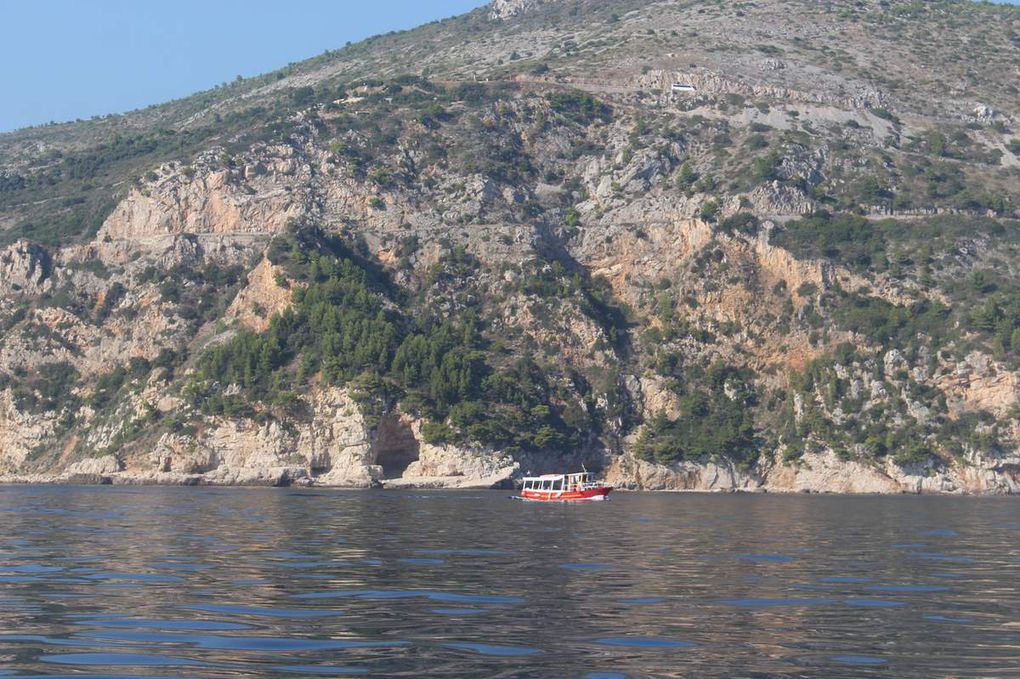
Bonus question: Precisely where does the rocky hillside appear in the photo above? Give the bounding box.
[1,0,1020,492]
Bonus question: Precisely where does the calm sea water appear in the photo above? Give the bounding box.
[0,487,1018,678]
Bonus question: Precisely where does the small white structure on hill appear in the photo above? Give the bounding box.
[671,82,697,93]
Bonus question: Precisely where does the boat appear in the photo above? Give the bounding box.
[517,472,612,502]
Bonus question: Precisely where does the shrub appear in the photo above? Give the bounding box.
[700,200,721,223]
[718,213,759,236]
[833,293,951,347]
[4,361,80,415]
[869,107,900,124]
[546,91,612,125]
[772,212,880,270]
[753,149,783,182]
[635,362,758,466]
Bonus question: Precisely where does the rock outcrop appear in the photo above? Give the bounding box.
[488,0,553,21]
[390,418,518,488]
[97,152,313,245]
[0,389,54,474]
[224,258,293,332]
[2,387,516,489]
[0,240,50,297]
[606,449,1020,495]
[605,455,761,492]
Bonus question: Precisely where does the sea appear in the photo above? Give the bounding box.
[0,486,1018,677]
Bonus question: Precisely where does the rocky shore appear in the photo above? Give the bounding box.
[4,444,1018,495]
[3,0,1020,497]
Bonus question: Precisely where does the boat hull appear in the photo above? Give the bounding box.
[519,486,612,502]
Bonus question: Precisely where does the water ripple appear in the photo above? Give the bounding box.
[293,589,524,604]
[78,630,405,651]
[831,655,888,665]
[271,665,369,675]
[443,642,541,656]
[41,652,216,667]
[593,637,694,649]
[719,597,834,607]
[77,618,252,630]
[181,603,343,618]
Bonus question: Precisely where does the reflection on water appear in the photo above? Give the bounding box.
[0,487,1019,677]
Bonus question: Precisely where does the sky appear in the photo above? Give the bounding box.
[0,0,487,133]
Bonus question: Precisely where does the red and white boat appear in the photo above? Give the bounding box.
[518,472,612,502]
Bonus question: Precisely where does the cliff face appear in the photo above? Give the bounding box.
[1,0,1020,492]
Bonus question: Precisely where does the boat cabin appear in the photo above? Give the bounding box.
[521,472,597,492]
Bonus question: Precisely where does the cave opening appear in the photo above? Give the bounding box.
[373,413,420,478]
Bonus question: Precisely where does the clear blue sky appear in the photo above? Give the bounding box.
[0,0,487,133]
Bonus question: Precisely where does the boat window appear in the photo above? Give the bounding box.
[552,479,562,491]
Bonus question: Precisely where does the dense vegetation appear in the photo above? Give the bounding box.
[0,362,79,416]
[635,362,758,466]
[189,226,585,453]
[774,213,1020,274]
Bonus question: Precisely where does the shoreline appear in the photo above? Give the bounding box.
[4,447,1018,495]
[0,476,1015,496]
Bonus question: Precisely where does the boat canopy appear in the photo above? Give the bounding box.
[522,472,596,491]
